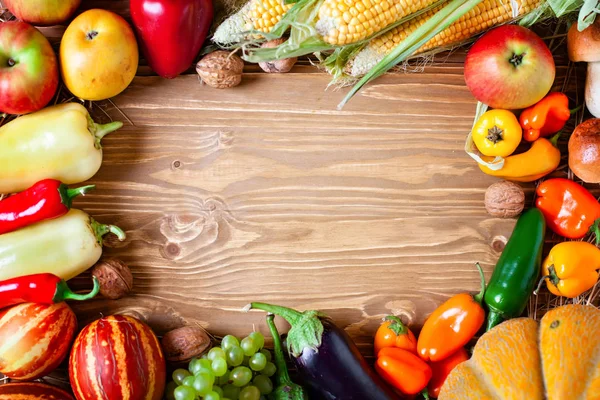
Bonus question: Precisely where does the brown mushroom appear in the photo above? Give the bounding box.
[569,118,600,183]
[568,19,600,117]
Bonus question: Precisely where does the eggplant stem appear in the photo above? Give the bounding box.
[250,302,303,326]
[266,313,292,385]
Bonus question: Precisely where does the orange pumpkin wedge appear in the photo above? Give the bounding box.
[439,304,600,399]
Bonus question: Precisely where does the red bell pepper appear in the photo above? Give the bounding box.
[519,92,571,142]
[0,274,99,308]
[0,179,94,235]
[130,0,214,79]
[536,178,600,243]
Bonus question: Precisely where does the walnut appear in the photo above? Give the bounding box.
[196,51,244,89]
[91,258,133,300]
[485,181,525,218]
[161,326,211,363]
[258,39,298,73]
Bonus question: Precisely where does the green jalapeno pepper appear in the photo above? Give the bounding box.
[484,208,546,330]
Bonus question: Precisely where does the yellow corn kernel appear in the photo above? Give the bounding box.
[316,0,440,46]
[348,0,543,76]
[213,0,293,44]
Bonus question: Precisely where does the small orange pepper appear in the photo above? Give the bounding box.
[520,92,571,142]
[374,316,417,356]
[375,347,432,396]
[427,348,469,398]
[417,264,486,362]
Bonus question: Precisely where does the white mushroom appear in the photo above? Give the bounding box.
[568,19,600,117]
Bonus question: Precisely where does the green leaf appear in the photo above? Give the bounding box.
[546,0,584,18]
[578,0,600,31]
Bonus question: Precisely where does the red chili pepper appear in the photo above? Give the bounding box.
[0,179,94,235]
[536,178,600,243]
[519,92,572,142]
[0,274,100,307]
[375,347,432,396]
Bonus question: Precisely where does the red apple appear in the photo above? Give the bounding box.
[0,21,58,115]
[464,25,555,109]
[3,0,81,26]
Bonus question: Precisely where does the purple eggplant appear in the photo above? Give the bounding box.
[249,302,400,400]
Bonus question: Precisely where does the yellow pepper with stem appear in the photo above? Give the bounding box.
[479,136,561,182]
[539,242,600,298]
[0,103,123,193]
[472,110,522,157]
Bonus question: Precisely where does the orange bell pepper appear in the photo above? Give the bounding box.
[427,348,469,398]
[374,316,417,356]
[540,241,600,298]
[417,264,486,362]
[536,178,600,243]
[520,92,572,142]
[375,347,432,396]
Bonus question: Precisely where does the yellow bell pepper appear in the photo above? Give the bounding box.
[479,137,561,182]
[0,103,123,193]
[542,242,600,298]
[472,110,522,157]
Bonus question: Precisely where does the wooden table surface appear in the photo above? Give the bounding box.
[1,0,578,353]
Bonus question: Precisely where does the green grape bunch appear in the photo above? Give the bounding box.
[164,330,276,400]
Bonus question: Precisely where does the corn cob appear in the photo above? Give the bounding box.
[213,0,294,44]
[347,0,543,77]
[316,0,441,45]
[242,0,445,62]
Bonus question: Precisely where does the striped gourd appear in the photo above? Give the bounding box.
[348,0,544,77]
[0,383,75,400]
[0,302,77,380]
[69,315,166,400]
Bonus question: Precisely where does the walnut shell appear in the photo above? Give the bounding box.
[258,39,298,73]
[161,326,211,363]
[196,50,244,89]
[91,258,133,300]
[485,181,525,218]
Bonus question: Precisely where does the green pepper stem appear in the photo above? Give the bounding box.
[53,276,100,302]
[473,263,486,305]
[266,313,292,386]
[250,302,303,326]
[589,218,600,246]
[94,121,123,140]
[486,311,504,331]
[533,274,551,296]
[549,131,562,147]
[422,389,431,400]
[90,218,126,245]
[383,315,408,336]
[570,104,583,115]
[59,184,96,209]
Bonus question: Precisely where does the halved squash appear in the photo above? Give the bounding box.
[439,304,600,399]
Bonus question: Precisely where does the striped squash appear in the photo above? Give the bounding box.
[0,382,75,400]
[69,315,166,400]
[0,302,77,380]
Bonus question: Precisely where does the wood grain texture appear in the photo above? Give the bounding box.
[0,0,582,353]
